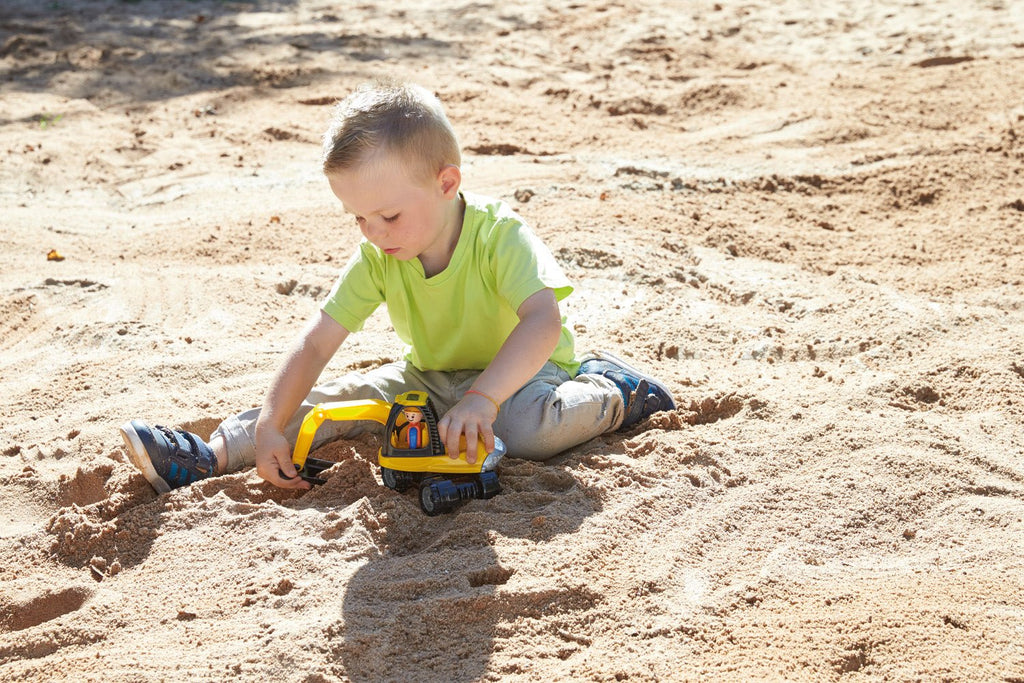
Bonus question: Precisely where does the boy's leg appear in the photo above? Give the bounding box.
[481,353,676,461]
[123,354,675,491]
[482,363,621,460]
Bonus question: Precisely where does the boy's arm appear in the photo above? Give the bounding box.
[438,287,562,462]
[255,310,350,489]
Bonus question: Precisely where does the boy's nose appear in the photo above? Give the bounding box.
[363,220,388,242]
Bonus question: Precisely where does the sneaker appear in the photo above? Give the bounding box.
[578,350,676,429]
[119,420,217,493]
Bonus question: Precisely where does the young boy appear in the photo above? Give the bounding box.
[120,82,675,494]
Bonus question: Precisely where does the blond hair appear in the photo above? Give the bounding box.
[321,82,460,181]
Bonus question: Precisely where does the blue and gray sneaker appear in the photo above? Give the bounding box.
[119,420,217,493]
[578,350,676,429]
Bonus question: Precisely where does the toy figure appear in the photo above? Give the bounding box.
[400,407,425,449]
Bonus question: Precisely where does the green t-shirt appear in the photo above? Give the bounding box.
[322,191,578,374]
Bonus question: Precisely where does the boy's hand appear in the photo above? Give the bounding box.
[255,428,312,490]
[438,393,498,464]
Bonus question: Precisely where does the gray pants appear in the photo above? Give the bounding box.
[212,361,626,473]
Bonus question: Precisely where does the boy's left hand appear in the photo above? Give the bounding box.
[438,393,497,464]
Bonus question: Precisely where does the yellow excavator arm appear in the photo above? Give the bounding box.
[291,400,392,471]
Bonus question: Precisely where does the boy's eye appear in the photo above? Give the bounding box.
[382,214,400,223]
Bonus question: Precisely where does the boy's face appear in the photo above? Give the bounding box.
[327,152,461,266]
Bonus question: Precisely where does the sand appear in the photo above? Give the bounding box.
[2,0,1023,680]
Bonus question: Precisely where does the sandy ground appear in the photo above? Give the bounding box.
[2,0,1024,680]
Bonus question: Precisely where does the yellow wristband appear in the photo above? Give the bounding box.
[465,389,500,413]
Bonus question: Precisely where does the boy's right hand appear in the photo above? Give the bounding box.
[255,428,312,490]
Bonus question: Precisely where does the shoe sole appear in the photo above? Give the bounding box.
[119,421,171,494]
[579,349,677,410]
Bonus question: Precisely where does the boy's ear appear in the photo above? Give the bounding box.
[437,164,461,199]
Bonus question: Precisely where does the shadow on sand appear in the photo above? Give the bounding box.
[0,0,450,109]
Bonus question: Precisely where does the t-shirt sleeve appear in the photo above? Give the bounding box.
[492,218,574,312]
[321,244,385,333]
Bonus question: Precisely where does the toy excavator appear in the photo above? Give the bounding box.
[291,390,505,516]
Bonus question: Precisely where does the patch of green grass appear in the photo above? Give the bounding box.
[37,113,63,130]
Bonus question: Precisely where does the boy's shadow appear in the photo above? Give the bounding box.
[298,441,601,683]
